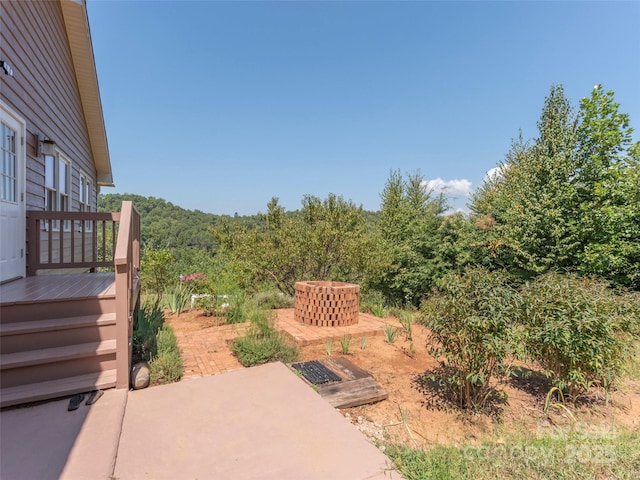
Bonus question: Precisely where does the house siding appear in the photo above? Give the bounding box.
[1,0,99,212]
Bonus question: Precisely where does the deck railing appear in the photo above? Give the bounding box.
[27,210,120,273]
[26,201,141,389]
[114,201,141,388]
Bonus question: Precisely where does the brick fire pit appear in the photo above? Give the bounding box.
[294,281,360,327]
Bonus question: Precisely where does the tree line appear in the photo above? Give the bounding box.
[100,84,639,302]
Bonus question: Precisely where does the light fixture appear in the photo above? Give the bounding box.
[37,134,56,156]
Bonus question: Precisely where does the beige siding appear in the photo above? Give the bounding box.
[0,0,98,212]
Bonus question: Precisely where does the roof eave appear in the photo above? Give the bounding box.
[60,0,114,187]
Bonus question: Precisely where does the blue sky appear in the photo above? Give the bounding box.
[87,0,640,216]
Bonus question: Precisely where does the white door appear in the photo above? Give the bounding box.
[0,103,26,282]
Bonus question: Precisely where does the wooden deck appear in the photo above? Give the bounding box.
[1,203,139,406]
[0,272,115,309]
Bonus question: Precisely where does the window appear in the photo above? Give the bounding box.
[1,121,17,203]
[78,171,94,233]
[44,152,70,230]
[79,171,94,212]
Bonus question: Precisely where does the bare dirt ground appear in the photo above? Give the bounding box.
[166,309,640,451]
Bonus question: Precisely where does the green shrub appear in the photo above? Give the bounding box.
[132,303,164,362]
[230,311,299,367]
[519,272,637,400]
[420,267,521,411]
[133,303,183,384]
[164,283,192,315]
[151,324,182,384]
[150,350,182,385]
[225,293,248,324]
[249,290,294,310]
[156,324,179,355]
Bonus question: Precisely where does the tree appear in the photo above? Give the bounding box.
[212,195,389,296]
[470,84,639,288]
[376,170,446,305]
[574,86,640,289]
[141,248,176,300]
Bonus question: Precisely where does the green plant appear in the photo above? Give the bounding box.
[326,338,333,356]
[623,340,640,381]
[156,324,179,355]
[248,290,294,310]
[141,248,176,300]
[230,310,299,367]
[132,303,164,362]
[543,386,576,422]
[149,324,182,384]
[384,323,399,344]
[360,290,389,317]
[224,293,247,324]
[398,311,414,342]
[196,295,218,317]
[420,267,521,411]
[360,335,367,350]
[340,334,352,354]
[164,283,192,315]
[519,272,637,401]
[150,350,182,384]
[371,303,388,318]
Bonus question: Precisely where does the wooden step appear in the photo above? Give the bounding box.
[0,339,117,370]
[0,313,117,336]
[0,370,117,408]
[317,376,388,409]
[0,297,116,323]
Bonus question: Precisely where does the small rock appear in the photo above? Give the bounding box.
[131,361,150,389]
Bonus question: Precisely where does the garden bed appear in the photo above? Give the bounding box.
[165,308,640,451]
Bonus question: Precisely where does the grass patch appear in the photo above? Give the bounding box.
[230,310,299,367]
[387,429,640,480]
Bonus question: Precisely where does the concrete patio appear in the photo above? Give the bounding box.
[1,362,403,480]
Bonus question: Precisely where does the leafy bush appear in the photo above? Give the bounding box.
[519,272,637,400]
[230,310,299,367]
[420,267,521,411]
[150,351,182,384]
[151,324,182,384]
[248,290,294,310]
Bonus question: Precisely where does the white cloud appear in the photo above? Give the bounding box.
[423,178,473,197]
[484,165,506,182]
